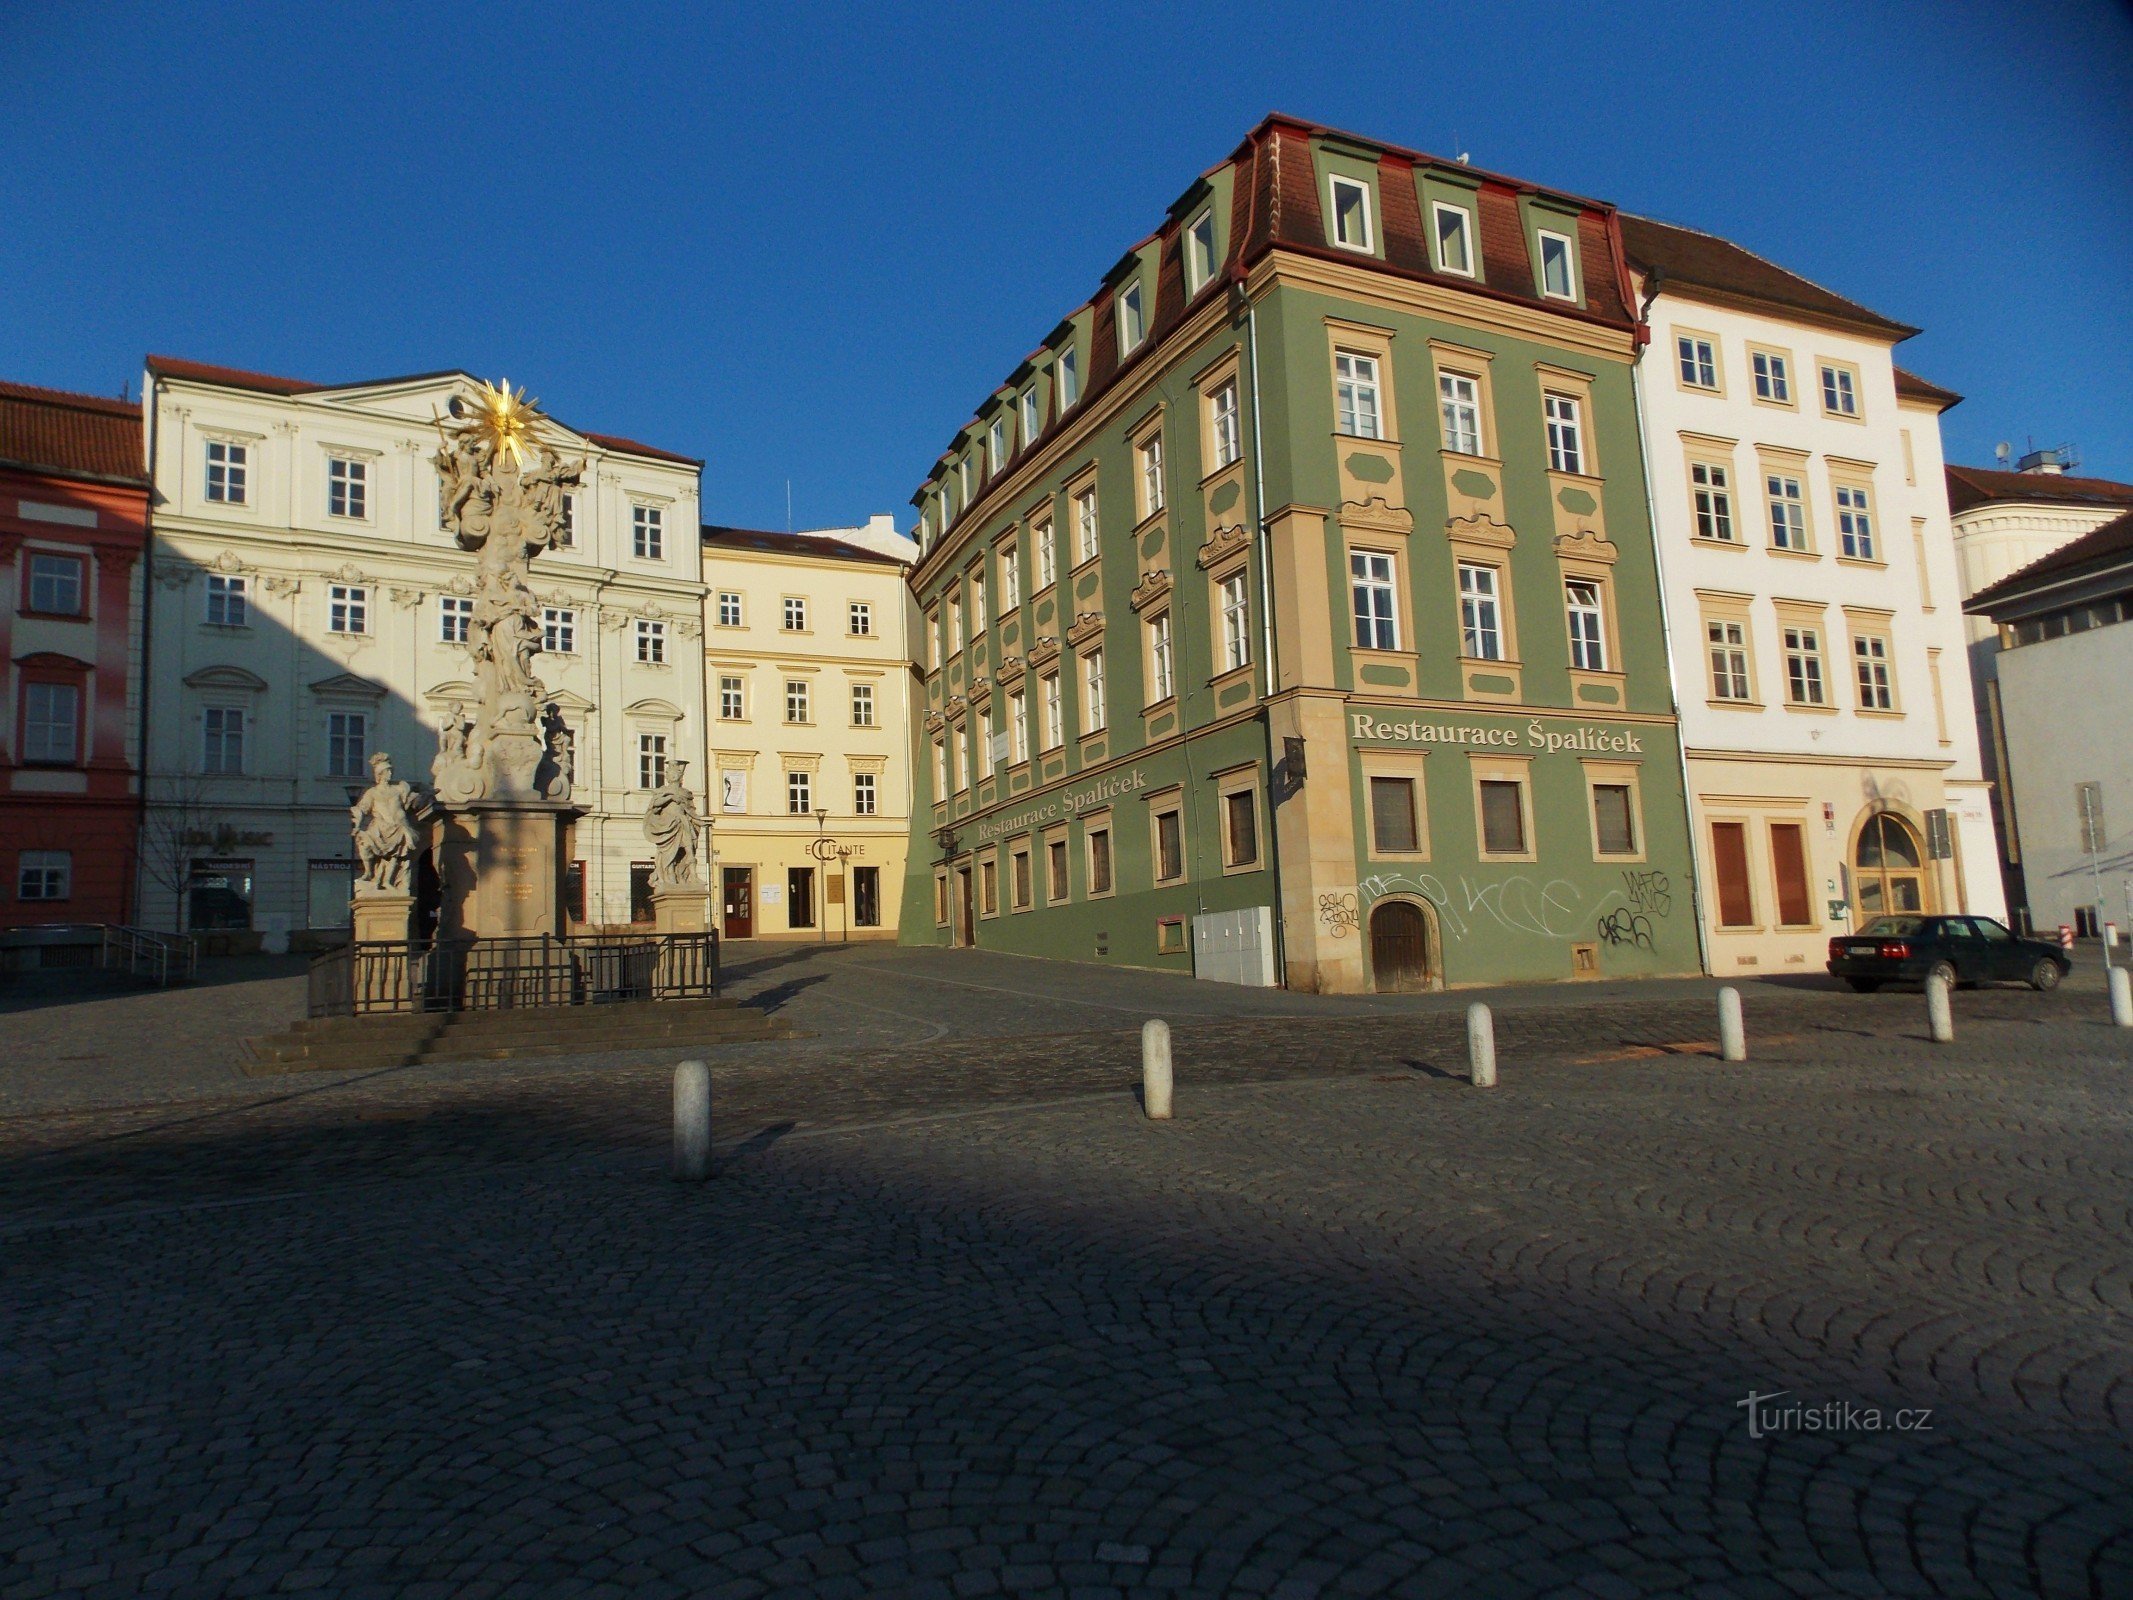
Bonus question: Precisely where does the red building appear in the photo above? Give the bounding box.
[0,380,149,928]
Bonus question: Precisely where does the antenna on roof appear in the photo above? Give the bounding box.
[786,479,793,533]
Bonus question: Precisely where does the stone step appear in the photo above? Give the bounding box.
[286,997,749,1042]
[245,999,793,1073]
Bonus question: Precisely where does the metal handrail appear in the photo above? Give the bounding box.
[99,925,198,987]
[307,931,718,1018]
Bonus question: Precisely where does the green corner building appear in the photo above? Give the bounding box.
[899,115,1701,992]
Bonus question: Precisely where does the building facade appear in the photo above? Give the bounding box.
[0,381,150,928]
[1943,462,2133,922]
[140,357,706,944]
[898,116,1702,992]
[700,524,916,941]
[1964,509,2133,937]
[1623,216,2004,975]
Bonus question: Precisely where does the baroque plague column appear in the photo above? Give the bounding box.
[350,381,585,942]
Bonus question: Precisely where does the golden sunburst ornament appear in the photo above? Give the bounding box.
[459,377,543,467]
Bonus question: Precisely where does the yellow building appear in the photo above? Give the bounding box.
[699,524,917,940]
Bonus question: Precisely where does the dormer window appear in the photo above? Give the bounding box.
[1118,282,1145,355]
[1058,346,1080,409]
[1329,176,1373,252]
[1537,230,1577,300]
[1185,209,1216,293]
[959,457,973,505]
[1432,202,1474,276]
[1020,388,1039,445]
[988,418,1006,474]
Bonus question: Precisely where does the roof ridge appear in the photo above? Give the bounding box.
[0,378,141,416]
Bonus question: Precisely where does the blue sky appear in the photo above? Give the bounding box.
[5,1,2129,528]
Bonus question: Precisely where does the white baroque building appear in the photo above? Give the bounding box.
[140,357,707,943]
[1621,218,2005,977]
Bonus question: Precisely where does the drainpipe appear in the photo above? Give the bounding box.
[134,372,159,930]
[1627,269,1713,977]
[1242,279,1289,986]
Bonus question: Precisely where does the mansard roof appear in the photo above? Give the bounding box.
[1944,463,2133,516]
[0,379,147,486]
[911,112,1643,525]
[143,355,701,467]
[1617,213,1918,340]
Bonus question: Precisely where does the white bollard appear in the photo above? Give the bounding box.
[2110,965,2133,1029]
[1718,986,1746,1062]
[672,1058,712,1181]
[1926,972,1954,1045]
[1467,1002,1497,1088]
[1141,1019,1173,1120]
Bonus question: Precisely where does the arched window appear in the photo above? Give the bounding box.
[1854,813,1927,918]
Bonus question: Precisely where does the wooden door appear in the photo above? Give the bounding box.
[957,867,975,947]
[721,867,753,938]
[1370,901,1432,993]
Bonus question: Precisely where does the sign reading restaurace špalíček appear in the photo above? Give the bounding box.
[974,767,1151,843]
[1349,712,1646,754]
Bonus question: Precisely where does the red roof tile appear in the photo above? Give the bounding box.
[1618,214,1917,339]
[1944,464,2133,516]
[0,379,146,485]
[700,525,902,566]
[1893,367,1962,410]
[1964,506,2133,613]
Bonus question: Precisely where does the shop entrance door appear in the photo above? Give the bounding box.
[956,866,975,946]
[1854,813,1928,920]
[722,867,754,938]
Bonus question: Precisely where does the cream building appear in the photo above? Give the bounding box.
[1622,218,2005,978]
[699,523,916,940]
[140,356,706,943]
[1943,460,2133,922]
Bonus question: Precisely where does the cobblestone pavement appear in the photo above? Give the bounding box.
[3,966,2132,1598]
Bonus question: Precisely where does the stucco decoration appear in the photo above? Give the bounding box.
[643,758,704,888]
[1446,513,1517,550]
[1197,525,1251,570]
[1553,530,1619,566]
[350,752,430,896]
[1067,612,1105,648]
[432,379,585,799]
[1130,569,1174,612]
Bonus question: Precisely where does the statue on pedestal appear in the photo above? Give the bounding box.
[644,758,704,888]
[351,753,429,895]
[432,380,584,799]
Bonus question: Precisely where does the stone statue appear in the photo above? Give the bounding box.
[351,752,428,896]
[644,758,703,889]
[539,703,575,803]
[432,381,584,797]
[431,702,485,804]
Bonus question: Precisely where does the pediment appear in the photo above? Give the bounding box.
[13,650,93,672]
[308,672,389,701]
[625,696,684,722]
[423,679,478,708]
[183,665,269,693]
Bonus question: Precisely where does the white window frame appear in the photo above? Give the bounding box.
[328,583,368,635]
[1458,562,1503,661]
[988,418,1006,475]
[1185,208,1216,293]
[1020,388,1040,445]
[1543,392,1584,474]
[1035,524,1057,590]
[1431,201,1475,276]
[1000,544,1021,612]
[1708,619,1752,701]
[1536,229,1576,300]
[327,456,368,520]
[1118,280,1146,354]
[719,675,745,721]
[1677,335,1719,390]
[1350,550,1399,652]
[1439,371,1482,456]
[848,600,872,637]
[784,678,811,724]
[853,771,877,815]
[1767,474,1808,551]
[1138,433,1164,517]
[783,595,807,632]
[17,849,70,902]
[1220,571,1251,672]
[635,619,668,664]
[1565,579,1607,672]
[204,439,247,504]
[637,733,668,790]
[1041,671,1063,752]
[1074,488,1099,565]
[27,552,83,614]
[632,503,664,560]
[787,769,813,815]
[1836,485,1876,560]
[1335,352,1382,440]
[203,705,245,775]
[1209,379,1242,468]
[1057,347,1080,410]
[541,606,576,654]
[1328,174,1373,252]
[21,682,80,764]
[1820,363,1859,417]
[1752,350,1791,403]
[1148,610,1174,704]
[970,572,987,636]
[1691,462,1735,542]
[439,593,472,644]
[1081,649,1106,735]
[325,710,368,778]
[850,681,875,727]
[717,590,743,627]
[1009,687,1028,765]
[206,573,248,628]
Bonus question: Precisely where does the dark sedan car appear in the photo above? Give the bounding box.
[1827,914,2070,992]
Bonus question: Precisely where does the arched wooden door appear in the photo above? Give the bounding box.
[1370,900,1433,993]
[1854,812,1928,919]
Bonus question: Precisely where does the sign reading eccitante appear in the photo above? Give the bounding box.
[975,767,1150,842]
[1350,712,1644,754]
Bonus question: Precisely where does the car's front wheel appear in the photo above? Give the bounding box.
[2029,959,2062,992]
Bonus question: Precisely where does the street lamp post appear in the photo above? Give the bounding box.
[814,808,829,943]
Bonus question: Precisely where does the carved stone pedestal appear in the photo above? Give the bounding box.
[650,886,713,935]
[434,800,578,941]
[350,892,416,946]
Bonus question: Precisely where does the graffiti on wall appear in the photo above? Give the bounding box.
[1353,865,1678,949]
[1318,891,1360,939]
